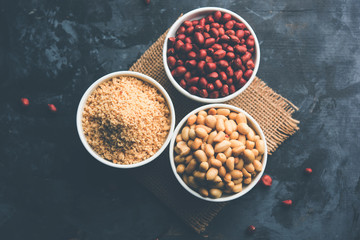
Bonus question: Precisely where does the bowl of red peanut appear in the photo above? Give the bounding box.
[163,7,260,103]
[169,104,267,202]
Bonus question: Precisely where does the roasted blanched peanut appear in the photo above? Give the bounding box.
[194,150,207,162]
[214,131,225,142]
[214,140,231,153]
[177,164,185,174]
[173,108,266,199]
[255,139,265,154]
[182,126,190,141]
[205,115,217,129]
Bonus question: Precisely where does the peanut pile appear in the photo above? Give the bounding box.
[173,107,265,199]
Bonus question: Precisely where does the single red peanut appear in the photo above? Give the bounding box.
[209,28,219,38]
[192,19,199,25]
[214,11,222,21]
[213,50,226,60]
[205,15,214,24]
[244,69,253,79]
[177,33,186,41]
[240,78,247,87]
[234,22,246,29]
[195,25,204,32]
[212,43,222,51]
[174,66,187,77]
[167,56,176,69]
[199,18,205,26]
[184,71,191,81]
[168,37,176,47]
[234,45,247,54]
[204,24,210,32]
[233,58,242,69]
[48,104,57,112]
[204,38,215,48]
[218,27,225,36]
[305,168,313,174]
[20,98,29,107]
[175,40,184,51]
[226,45,234,52]
[261,174,272,186]
[199,89,208,98]
[246,35,255,47]
[247,225,256,233]
[222,13,232,22]
[198,49,207,59]
[226,78,233,85]
[184,37,192,44]
[248,47,255,53]
[211,22,220,28]
[219,71,227,81]
[181,43,192,52]
[187,77,199,86]
[206,83,215,92]
[225,21,234,30]
[240,64,246,72]
[226,66,234,77]
[176,59,184,66]
[229,35,240,44]
[205,62,217,73]
[207,72,219,80]
[214,80,223,90]
[179,79,186,89]
[220,84,229,96]
[205,56,213,63]
[188,51,197,59]
[183,20,192,27]
[188,86,199,95]
[226,52,235,60]
[220,35,230,43]
[234,70,243,82]
[282,200,292,206]
[225,30,235,36]
[167,48,175,56]
[209,91,219,98]
[217,60,229,69]
[244,30,251,37]
[194,32,205,45]
[197,61,206,73]
[207,48,214,56]
[241,51,252,63]
[246,59,255,70]
[198,77,208,89]
[235,30,244,39]
[240,38,245,44]
[185,26,194,35]
[185,60,197,69]
[229,84,236,94]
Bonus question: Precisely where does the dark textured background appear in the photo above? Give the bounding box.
[1,0,360,239]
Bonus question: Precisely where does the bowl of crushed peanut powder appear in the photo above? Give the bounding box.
[76,71,175,168]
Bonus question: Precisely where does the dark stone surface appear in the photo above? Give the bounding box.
[1,0,360,239]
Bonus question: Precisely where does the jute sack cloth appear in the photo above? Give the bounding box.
[130,30,300,234]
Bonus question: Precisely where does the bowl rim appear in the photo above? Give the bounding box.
[163,7,261,103]
[76,71,176,169]
[169,104,267,202]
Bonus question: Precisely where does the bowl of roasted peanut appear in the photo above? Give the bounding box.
[169,104,267,202]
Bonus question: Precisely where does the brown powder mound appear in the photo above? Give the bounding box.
[82,76,171,164]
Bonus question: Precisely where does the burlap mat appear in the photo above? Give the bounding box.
[130,30,299,234]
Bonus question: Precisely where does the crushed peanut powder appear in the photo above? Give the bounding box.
[82,76,171,164]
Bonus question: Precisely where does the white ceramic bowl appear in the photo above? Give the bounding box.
[163,7,260,103]
[76,71,175,169]
[169,104,267,202]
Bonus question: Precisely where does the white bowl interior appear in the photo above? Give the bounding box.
[76,71,175,169]
[169,104,267,202]
[163,7,261,103]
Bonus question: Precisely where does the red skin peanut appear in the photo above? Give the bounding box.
[244,69,253,80]
[261,175,272,186]
[179,79,187,89]
[167,56,176,69]
[209,91,220,98]
[188,86,199,95]
[305,168,313,174]
[20,98,30,107]
[173,66,187,77]
[194,32,205,45]
[214,80,223,90]
[247,225,256,233]
[198,77,208,89]
[187,77,199,86]
[214,11,222,21]
[282,200,293,206]
[206,83,215,92]
[213,49,226,60]
[204,38,216,48]
[199,89,208,98]
[220,84,229,96]
[217,60,229,69]
[48,104,57,112]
